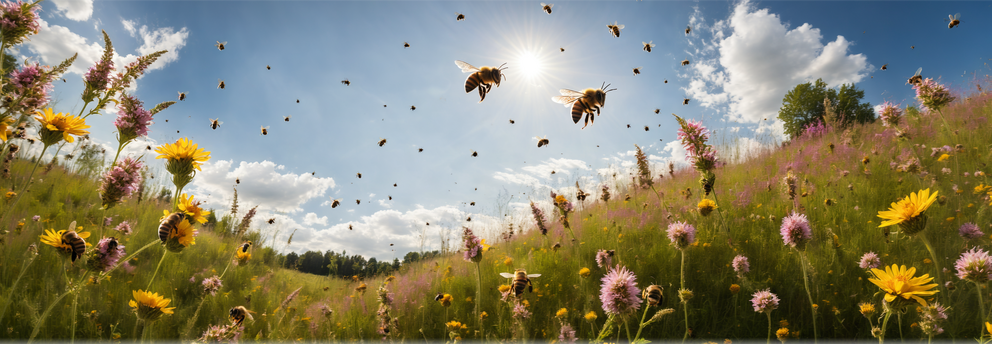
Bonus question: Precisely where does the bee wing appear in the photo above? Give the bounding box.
[527,274,541,278]
[67,220,77,232]
[552,96,580,107]
[540,2,546,6]
[617,24,624,30]
[558,89,584,97]
[915,67,923,76]
[499,273,515,278]
[454,60,480,73]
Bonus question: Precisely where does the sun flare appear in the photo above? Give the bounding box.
[516,50,543,81]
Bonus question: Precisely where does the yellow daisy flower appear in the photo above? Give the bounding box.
[39,228,91,253]
[697,198,717,216]
[34,108,90,144]
[877,188,938,235]
[867,264,939,307]
[129,289,175,321]
[177,193,210,224]
[0,116,13,142]
[584,311,597,322]
[578,267,591,278]
[155,137,211,171]
[858,302,876,318]
[163,218,197,252]
[556,308,568,318]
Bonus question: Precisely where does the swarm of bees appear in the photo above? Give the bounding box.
[500,269,541,298]
[178,91,187,101]
[159,212,186,243]
[215,41,227,51]
[607,21,624,37]
[541,3,553,14]
[948,13,960,28]
[632,67,642,75]
[642,41,655,52]
[341,79,351,86]
[552,83,616,129]
[536,136,549,148]
[455,12,465,21]
[378,138,387,147]
[209,118,222,130]
[455,60,508,103]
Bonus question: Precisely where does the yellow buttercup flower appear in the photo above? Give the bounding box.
[697,198,717,216]
[584,311,597,322]
[858,302,876,318]
[4,191,16,199]
[445,320,463,331]
[177,193,210,224]
[974,184,992,195]
[867,264,939,307]
[937,154,950,162]
[556,308,568,318]
[498,285,511,294]
[129,290,175,321]
[578,267,591,278]
[480,239,490,252]
[776,328,789,343]
[504,257,513,266]
[877,188,938,235]
[480,311,488,320]
[729,284,740,294]
[34,108,90,144]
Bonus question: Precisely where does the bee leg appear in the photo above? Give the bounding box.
[478,85,487,102]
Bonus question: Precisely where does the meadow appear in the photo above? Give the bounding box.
[1,1,992,343]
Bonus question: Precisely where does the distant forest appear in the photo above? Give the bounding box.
[283,249,442,278]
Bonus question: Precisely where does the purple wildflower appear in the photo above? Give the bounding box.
[461,227,483,262]
[87,237,125,272]
[31,215,39,222]
[878,102,903,127]
[530,201,548,235]
[512,302,531,320]
[732,255,750,275]
[82,57,114,103]
[114,220,132,235]
[780,212,812,249]
[198,324,243,343]
[858,252,881,270]
[918,302,948,337]
[595,249,613,269]
[801,120,829,138]
[674,116,719,172]
[955,247,992,282]
[0,0,40,45]
[599,265,642,316]
[99,157,143,209]
[558,324,577,343]
[959,223,984,240]
[114,93,154,141]
[8,63,53,114]
[202,275,223,296]
[914,78,955,113]
[320,304,333,317]
[750,289,779,314]
[104,216,113,227]
[666,221,696,250]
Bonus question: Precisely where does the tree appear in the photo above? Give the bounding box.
[777,78,874,138]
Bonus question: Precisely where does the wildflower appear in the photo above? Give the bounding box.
[634,144,653,189]
[235,247,251,265]
[498,285,511,294]
[678,289,694,303]
[129,290,175,322]
[595,249,613,268]
[198,323,243,343]
[938,154,950,162]
[4,191,15,199]
[697,198,717,216]
[355,283,368,294]
[530,201,548,235]
[960,223,984,240]
[917,302,948,337]
[776,328,789,343]
[558,323,577,343]
[445,320,463,331]
[601,184,611,202]
[438,293,453,307]
[82,41,114,103]
[35,108,90,146]
[859,252,882,270]
[732,255,750,276]
[0,1,41,46]
[667,221,696,250]
[859,302,876,318]
[155,137,211,189]
[584,311,597,322]
[320,304,333,317]
[556,308,568,318]
[461,227,483,263]
[673,114,719,172]
[202,276,223,296]
[479,311,488,320]
[114,221,133,235]
[878,101,903,127]
[914,78,955,113]
[868,264,939,307]
[783,171,798,200]
[99,157,143,209]
[729,284,740,294]
[780,212,812,249]
[87,237,125,272]
[941,168,951,175]
[877,188,938,236]
[751,289,779,314]
[504,257,513,266]
[7,62,55,116]
[512,302,531,319]
[579,267,591,278]
[162,217,197,252]
[955,247,992,282]
[113,93,160,144]
[599,265,642,316]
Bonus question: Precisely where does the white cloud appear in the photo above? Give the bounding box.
[129,22,189,72]
[302,212,328,226]
[122,19,137,37]
[684,0,870,139]
[50,0,93,21]
[188,160,336,214]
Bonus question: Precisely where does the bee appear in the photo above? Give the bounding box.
[499,269,542,298]
[388,196,392,200]
[105,236,119,252]
[632,67,642,75]
[536,136,549,148]
[454,60,508,103]
[217,79,226,89]
[455,12,465,21]
[552,242,561,251]
[654,109,660,114]
[947,13,960,28]
[418,148,424,152]
[642,41,656,52]
[471,150,478,157]
[356,172,362,178]
[434,293,444,301]
[551,170,556,174]
[341,79,351,86]
[403,42,410,48]
[644,126,649,131]
[266,65,271,70]
[331,199,341,208]
[178,91,187,101]
[911,45,915,49]
[642,285,664,306]
[349,224,354,230]
[229,306,254,326]
[61,225,86,262]
[284,115,291,122]
[239,241,252,253]
[394,183,397,187]
[681,59,690,66]
[881,64,888,70]
[552,83,617,129]
[509,119,515,124]
[627,124,631,128]
[685,25,691,35]
[267,218,275,225]
[466,216,471,222]
[540,3,553,14]
[560,47,565,52]
[907,67,923,85]
[209,118,222,130]
[236,178,240,184]
[295,99,300,103]
[159,212,186,242]
[356,199,361,205]
[410,105,416,111]
[607,21,624,37]
[664,79,668,84]
[260,126,269,136]
[215,41,227,51]
[470,201,475,206]
[683,98,690,105]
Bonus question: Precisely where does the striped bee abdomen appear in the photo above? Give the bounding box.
[464,73,483,93]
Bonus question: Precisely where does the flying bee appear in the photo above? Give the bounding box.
[552,82,617,129]
[229,306,254,326]
[266,65,270,70]
[403,42,410,48]
[681,59,690,66]
[471,150,478,157]
[341,79,351,86]
[454,60,508,103]
[215,41,227,51]
[644,126,649,131]
[536,136,549,148]
[642,285,664,306]
[947,13,960,28]
[378,138,387,147]
[881,64,888,70]
[410,105,416,111]
[357,172,362,178]
[295,99,299,103]
[434,293,444,301]
[499,269,542,298]
[178,91,187,101]
[61,225,86,262]
[456,12,465,21]
[217,79,226,89]
[551,170,556,174]
[356,199,361,205]
[632,66,642,75]
[331,199,341,208]
[239,241,252,253]
[209,118,222,130]
[911,45,915,49]
[907,67,923,85]
[466,216,471,221]
[284,115,291,122]
[685,25,691,35]
[267,218,275,225]
[552,242,561,251]
[470,201,475,206]
[236,178,240,184]
[607,21,624,37]
[683,98,690,105]
[560,47,565,52]
[509,119,515,124]
[388,196,392,200]
[664,79,668,84]
[540,3,553,14]
[394,183,397,187]
[418,148,423,152]
[349,224,354,230]
[260,126,269,136]
[159,212,186,242]
[654,109,660,114]
[642,41,656,52]
[627,124,631,128]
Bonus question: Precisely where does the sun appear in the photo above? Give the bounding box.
[516,50,544,82]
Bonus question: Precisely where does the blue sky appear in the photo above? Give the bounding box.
[24,0,992,260]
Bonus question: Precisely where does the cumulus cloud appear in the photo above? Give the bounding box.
[50,0,93,21]
[302,212,328,226]
[188,160,336,214]
[683,0,870,138]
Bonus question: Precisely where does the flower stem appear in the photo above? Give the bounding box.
[880,311,893,344]
[799,252,818,344]
[919,235,947,300]
[70,292,79,344]
[633,302,651,341]
[146,250,168,290]
[27,271,90,343]
[624,318,633,342]
[766,312,773,344]
[681,249,689,344]
[475,262,483,338]
[0,251,37,325]
[978,281,988,337]
[711,188,733,246]
[0,143,50,225]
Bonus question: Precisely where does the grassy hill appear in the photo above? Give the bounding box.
[0,86,990,343]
